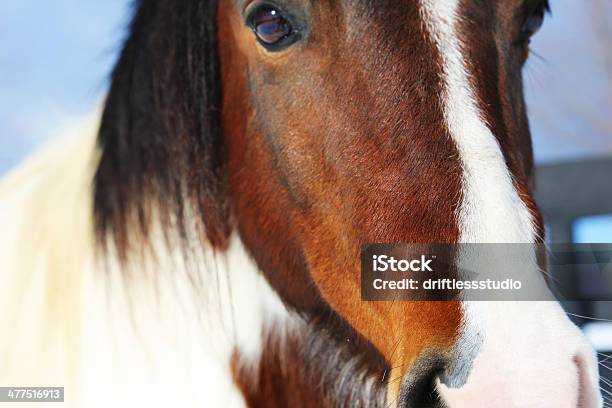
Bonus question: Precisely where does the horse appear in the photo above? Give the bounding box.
[0,0,603,407]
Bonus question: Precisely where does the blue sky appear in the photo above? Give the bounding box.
[0,0,130,174]
[0,0,610,240]
[1,0,610,171]
[524,0,612,163]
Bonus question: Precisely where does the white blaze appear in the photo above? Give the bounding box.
[419,1,602,406]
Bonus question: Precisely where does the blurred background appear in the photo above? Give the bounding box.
[1,0,611,391]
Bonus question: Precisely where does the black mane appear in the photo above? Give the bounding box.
[93,0,229,258]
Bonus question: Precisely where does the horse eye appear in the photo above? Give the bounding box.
[522,2,548,39]
[248,5,298,50]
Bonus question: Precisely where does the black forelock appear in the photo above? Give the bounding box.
[93,0,229,260]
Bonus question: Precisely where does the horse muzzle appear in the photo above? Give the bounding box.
[398,302,603,408]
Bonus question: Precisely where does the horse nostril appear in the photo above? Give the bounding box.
[399,354,448,408]
[574,354,601,408]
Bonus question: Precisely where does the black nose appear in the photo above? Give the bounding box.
[399,353,448,408]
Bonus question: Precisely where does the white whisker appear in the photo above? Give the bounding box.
[600,384,612,398]
[600,376,612,388]
[599,362,612,373]
[566,312,612,322]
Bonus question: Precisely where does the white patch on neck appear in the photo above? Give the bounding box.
[0,113,298,407]
[79,233,296,408]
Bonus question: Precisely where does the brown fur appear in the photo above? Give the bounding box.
[95,0,548,405]
[219,0,547,404]
[219,0,464,401]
